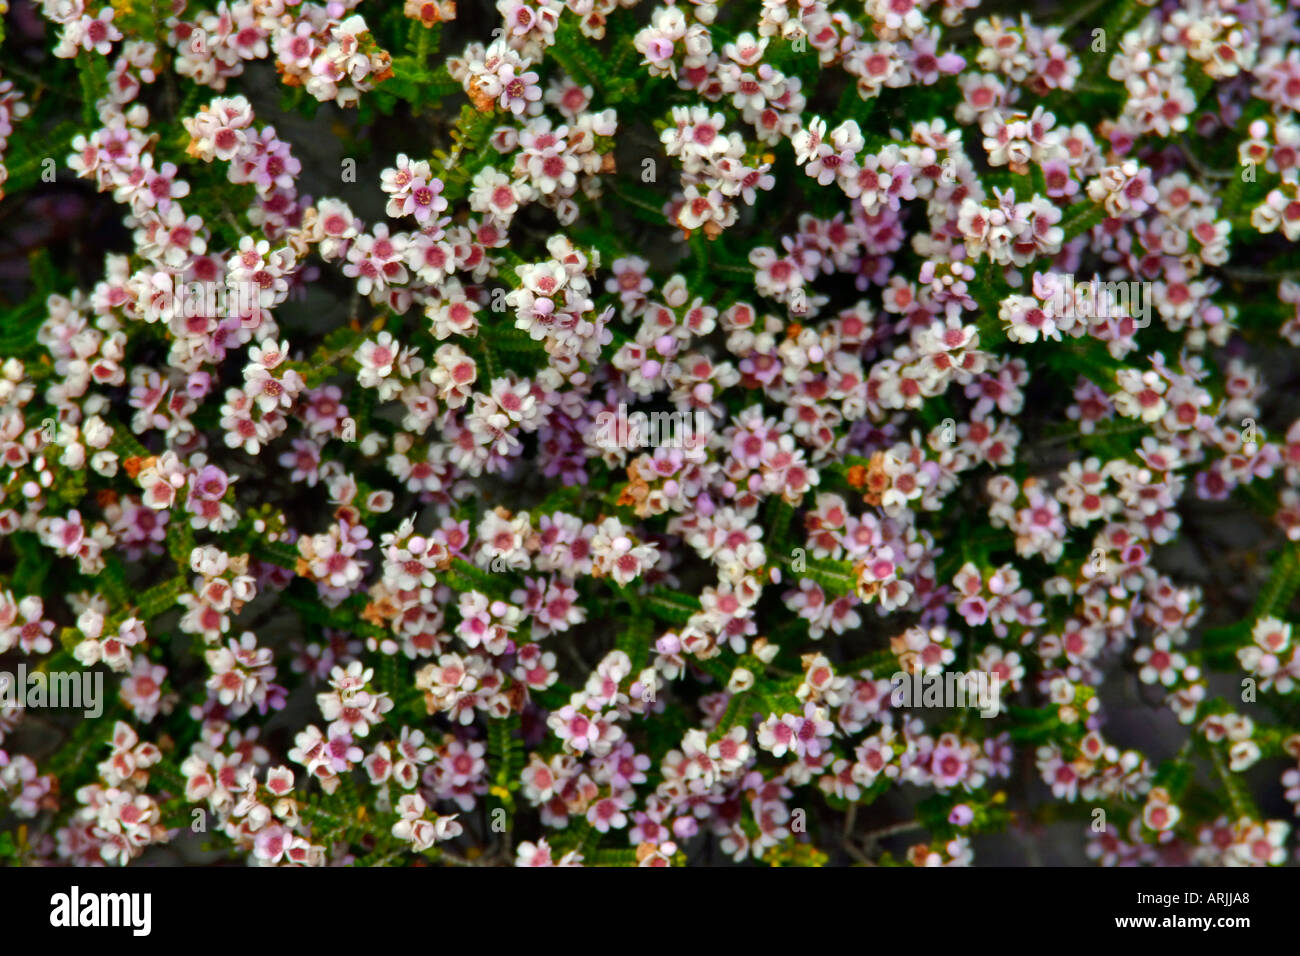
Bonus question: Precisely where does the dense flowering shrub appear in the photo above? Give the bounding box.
[3,0,1300,868]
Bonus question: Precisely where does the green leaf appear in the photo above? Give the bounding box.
[136,576,188,619]
[443,557,513,599]
[76,51,110,127]
[644,587,701,625]
[615,616,654,672]
[165,517,196,568]
[1060,200,1108,242]
[489,713,522,793]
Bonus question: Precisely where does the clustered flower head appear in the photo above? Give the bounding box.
[2,0,1300,870]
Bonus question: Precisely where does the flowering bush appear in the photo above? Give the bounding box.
[3,0,1300,868]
